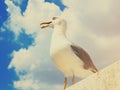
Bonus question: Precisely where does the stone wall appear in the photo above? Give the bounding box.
[66,60,120,90]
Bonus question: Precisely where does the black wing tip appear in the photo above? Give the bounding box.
[91,68,98,73]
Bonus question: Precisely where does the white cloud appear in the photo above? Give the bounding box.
[5,0,23,36]
[5,0,61,35]
[14,79,62,90]
[14,79,41,90]
[63,0,120,36]
[6,0,120,90]
[10,0,24,6]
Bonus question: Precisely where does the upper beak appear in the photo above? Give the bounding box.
[40,21,52,29]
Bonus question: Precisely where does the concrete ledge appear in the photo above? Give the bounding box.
[66,60,120,90]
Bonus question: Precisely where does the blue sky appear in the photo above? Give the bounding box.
[1,0,120,90]
[0,0,65,90]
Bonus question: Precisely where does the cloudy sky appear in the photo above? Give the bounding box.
[0,0,120,90]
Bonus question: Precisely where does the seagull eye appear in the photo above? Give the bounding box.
[52,17,58,20]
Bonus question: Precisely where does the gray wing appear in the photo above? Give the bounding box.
[71,45,98,73]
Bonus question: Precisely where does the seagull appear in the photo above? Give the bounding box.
[40,17,98,90]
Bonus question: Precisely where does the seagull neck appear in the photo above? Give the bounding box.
[50,25,69,54]
[53,25,67,37]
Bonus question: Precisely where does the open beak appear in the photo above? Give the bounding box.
[40,21,52,29]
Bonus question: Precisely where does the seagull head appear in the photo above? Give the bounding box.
[40,17,67,29]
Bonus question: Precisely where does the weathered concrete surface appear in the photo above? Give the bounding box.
[66,60,120,90]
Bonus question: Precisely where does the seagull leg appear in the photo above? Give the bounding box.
[72,74,75,85]
[63,77,67,90]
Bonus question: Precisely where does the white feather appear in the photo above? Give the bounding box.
[50,23,93,78]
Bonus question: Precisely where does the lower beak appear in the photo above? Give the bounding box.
[40,21,52,29]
